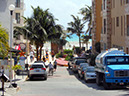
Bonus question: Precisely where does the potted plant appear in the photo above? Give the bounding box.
[7,65,22,88]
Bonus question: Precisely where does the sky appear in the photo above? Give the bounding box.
[24,0,92,42]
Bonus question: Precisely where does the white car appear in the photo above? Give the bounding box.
[28,63,47,80]
[84,66,96,82]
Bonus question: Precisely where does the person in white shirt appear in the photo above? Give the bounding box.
[30,51,34,62]
[48,62,53,75]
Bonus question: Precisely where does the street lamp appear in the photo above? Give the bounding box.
[9,4,15,87]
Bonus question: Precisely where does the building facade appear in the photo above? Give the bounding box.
[101,0,112,51]
[100,0,129,53]
[0,0,29,52]
[111,0,129,54]
[92,0,102,53]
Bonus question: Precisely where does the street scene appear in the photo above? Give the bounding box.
[1,0,129,96]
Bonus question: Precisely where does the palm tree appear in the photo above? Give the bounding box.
[32,6,63,60]
[14,6,64,60]
[80,5,92,35]
[0,24,9,58]
[14,17,47,60]
[81,35,91,50]
[67,15,85,48]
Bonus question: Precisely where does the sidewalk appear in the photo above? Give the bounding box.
[0,74,26,96]
[0,55,32,96]
[1,51,65,96]
[1,53,54,96]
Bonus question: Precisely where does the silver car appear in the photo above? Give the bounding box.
[78,63,89,79]
[28,63,47,80]
[84,66,96,82]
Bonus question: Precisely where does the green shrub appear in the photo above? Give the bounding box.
[65,53,73,61]
[64,49,73,54]
[65,56,71,61]
[56,53,61,58]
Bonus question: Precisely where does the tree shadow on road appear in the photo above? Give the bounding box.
[66,68,129,91]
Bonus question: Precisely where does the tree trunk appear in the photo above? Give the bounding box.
[79,35,81,49]
[36,45,39,61]
[86,42,88,50]
[39,45,43,61]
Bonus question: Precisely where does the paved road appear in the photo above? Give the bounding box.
[10,66,129,96]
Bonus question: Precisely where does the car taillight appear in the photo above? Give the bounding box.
[82,71,84,74]
[42,68,46,70]
[30,68,34,70]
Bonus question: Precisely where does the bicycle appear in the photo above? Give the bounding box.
[49,68,54,76]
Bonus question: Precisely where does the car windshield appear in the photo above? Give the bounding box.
[106,56,129,65]
[87,68,95,72]
[76,60,86,65]
[31,65,43,68]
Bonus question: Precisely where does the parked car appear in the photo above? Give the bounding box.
[34,61,48,68]
[78,63,89,79]
[68,57,86,69]
[72,58,87,73]
[84,66,96,82]
[28,62,47,80]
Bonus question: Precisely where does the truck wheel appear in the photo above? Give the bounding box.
[96,72,101,86]
[103,77,110,90]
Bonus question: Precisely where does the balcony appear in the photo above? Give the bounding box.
[15,2,25,10]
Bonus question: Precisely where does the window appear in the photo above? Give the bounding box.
[126,47,129,54]
[121,16,123,36]
[16,0,20,7]
[104,19,106,34]
[104,43,106,50]
[124,16,125,36]
[15,13,20,24]
[114,18,115,35]
[104,0,106,10]
[116,17,119,27]
[126,0,129,4]
[121,0,123,5]
[127,15,129,36]
[113,0,115,8]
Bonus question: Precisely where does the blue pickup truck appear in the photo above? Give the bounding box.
[95,48,129,89]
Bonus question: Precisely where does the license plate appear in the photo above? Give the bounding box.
[36,70,40,72]
[120,83,124,85]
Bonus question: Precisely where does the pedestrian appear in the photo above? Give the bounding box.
[30,50,34,62]
[46,50,48,59]
[43,56,46,62]
[51,50,55,61]
[48,62,53,75]
[53,60,57,72]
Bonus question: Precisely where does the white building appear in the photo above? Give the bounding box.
[0,0,26,78]
[0,0,27,49]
